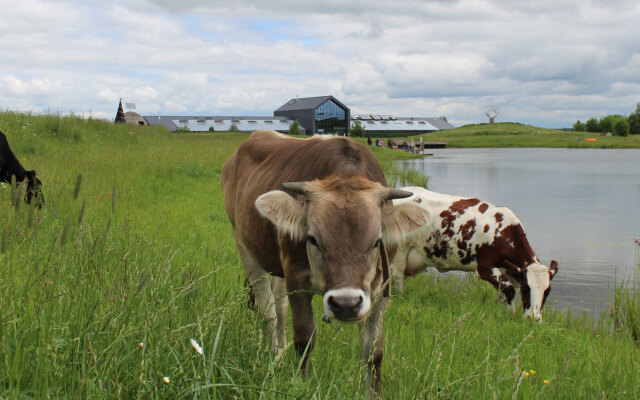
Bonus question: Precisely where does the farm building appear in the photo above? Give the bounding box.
[142,116,300,134]
[274,95,349,135]
[351,115,454,135]
[143,95,454,134]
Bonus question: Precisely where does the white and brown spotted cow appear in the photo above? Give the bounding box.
[390,187,558,322]
[221,131,429,395]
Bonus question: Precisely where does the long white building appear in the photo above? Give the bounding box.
[143,95,454,134]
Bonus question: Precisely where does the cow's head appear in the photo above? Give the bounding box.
[255,175,430,322]
[24,170,44,208]
[504,260,558,322]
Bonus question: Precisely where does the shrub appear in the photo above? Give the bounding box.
[628,109,640,135]
[585,118,599,132]
[572,120,586,132]
[208,126,215,132]
[599,114,626,134]
[613,119,630,136]
[229,123,239,132]
[289,120,301,135]
[350,121,365,137]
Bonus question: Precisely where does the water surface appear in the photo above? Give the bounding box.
[400,148,640,316]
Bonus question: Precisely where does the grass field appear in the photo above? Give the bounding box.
[404,122,640,148]
[1,112,639,399]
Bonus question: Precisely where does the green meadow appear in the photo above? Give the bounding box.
[403,122,640,148]
[1,112,639,399]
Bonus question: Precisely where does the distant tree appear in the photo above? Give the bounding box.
[573,120,586,132]
[628,103,640,135]
[613,119,630,136]
[598,115,625,134]
[585,118,599,132]
[350,121,365,137]
[208,126,215,132]
[229,123,239,132]
[598,116,613,133]
[289,120,301,135]
[439,115,448,122]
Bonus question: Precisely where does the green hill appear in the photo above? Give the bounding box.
[409,122,640,148]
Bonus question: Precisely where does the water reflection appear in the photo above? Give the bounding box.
[400,148,640,317]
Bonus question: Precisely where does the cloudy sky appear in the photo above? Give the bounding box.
[1,0,639,128]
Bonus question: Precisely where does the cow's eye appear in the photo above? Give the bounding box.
[373,239,382,249]
[307,236,319,247]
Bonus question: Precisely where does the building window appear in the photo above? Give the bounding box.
[314,99,347,134]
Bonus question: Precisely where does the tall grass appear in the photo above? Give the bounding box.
[1,112,639,398]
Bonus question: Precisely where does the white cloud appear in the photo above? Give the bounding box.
[0,0,638,127]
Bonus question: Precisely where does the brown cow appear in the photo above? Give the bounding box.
[221,130,429,395]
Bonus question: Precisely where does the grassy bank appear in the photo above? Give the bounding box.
[1,112,639,399]
[405,122,640,148]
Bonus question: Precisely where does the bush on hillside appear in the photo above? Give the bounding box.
[585,118,599,132]
[573,120,586,132]
[614,119,630,136]
[599,115,626,134]
[628,104,640,135]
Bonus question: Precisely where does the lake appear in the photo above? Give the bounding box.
[399,148,640,316]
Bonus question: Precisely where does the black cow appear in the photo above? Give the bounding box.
[0,130,44,207]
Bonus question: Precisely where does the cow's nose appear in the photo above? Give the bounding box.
[327,294,363,320]
[524,312,542,323]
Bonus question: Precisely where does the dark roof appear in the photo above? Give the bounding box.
[274,95,349,112]
[115,99,126,123]
[425,118,455,130]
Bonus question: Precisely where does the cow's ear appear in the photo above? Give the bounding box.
[549,260,558,279]
[382,202,430,245]
[255,190,306,241]
[503,260,525,280]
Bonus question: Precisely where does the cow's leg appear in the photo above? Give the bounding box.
[390,258,406,293]
[361,296,386,397]
[286,278,315,377]
[390,244,412,294]
[271,276,288,348]
[235,239,280,351]
[477,266,516,314]
[496,273,516,314]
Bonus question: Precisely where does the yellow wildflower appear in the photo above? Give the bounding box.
[530,370,536,375]
[543,379,549,384]
[163,377,170,384]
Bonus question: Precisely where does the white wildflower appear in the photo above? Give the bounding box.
[163,376,170,384]
[190,338,204,355]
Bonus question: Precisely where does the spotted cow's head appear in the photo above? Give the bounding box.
[255,174,430,322]
[504,260,558,322]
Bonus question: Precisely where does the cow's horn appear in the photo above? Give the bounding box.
[383,188,413,200]
[280,182,308,195]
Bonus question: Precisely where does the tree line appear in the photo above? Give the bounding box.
[573,103,640,136]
